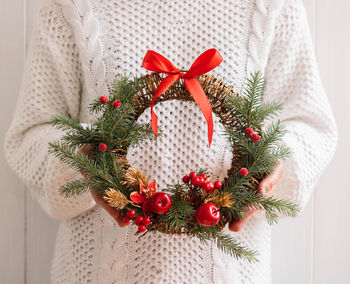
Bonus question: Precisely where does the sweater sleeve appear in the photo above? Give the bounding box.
[263,0,337,210]
[3,0,95,220]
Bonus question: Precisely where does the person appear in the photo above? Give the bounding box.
[4,0,337,283]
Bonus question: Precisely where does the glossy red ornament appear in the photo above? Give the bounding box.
[182,175,190,183]
[214,180,223,189]
[99,96,108,104]
[142,216,151,226]
[112,100,121,108]
[99,143,107,152]
[251,133,260,142]
[245,127,254,135]
[195,203,221,226]
[240,168,249,176]
[203,181,215,192]
[127,209,136,219]
[134,216,144,226]
[150,192,172,214]
[138,225,147,233]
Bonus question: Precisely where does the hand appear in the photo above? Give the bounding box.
[229,162,284,232]
[79,144,129,227]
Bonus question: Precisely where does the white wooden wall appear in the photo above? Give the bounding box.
[0,0,348,283]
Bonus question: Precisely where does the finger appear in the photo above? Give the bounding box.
[229,207,256,232]
[90,190,129,227]
[257,162,284,194]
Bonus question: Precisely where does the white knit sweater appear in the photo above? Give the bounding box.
[4,0,337,283]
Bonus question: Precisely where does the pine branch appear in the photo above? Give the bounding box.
[59,178,107,197]
[50,115,86,133]
[215,232,258,262]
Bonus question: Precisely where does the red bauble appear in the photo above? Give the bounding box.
[99,96,108,104]
[189,171,197,179]
[99,143,107,152]
[182,175,190,183]
[150,192,172,214]
[134,216,144,226]
[112,100,121,108]
[203,181,215,192]
[123,216,130,224]
[251,133,260,142]
[214,180,223,189]
[138,225,147,233]
[191,176,201,186]
[199,173,207,181]
[240,168,249,176]
[245,127,254,136]
[142,216,151,226]
[195,203,221,226]
[127,209,136,219]
[141,199,152,213]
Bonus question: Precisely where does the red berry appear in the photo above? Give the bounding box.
[138,225,147,233]
[199,174,207,180]
[251,134,260,142]
[99,143,107,152]
[191,176,201,186]
[245,127,254,135]
[214,180,223,189]
[203,181,215,192]
[134,216,144,226]
[198,177,206,186]
[112,100,121,108]
[123,216,130,224]
[182,175,190,183]
[189,171,197,179]
[127,209,136,219]
[240,168,249,176]
[99,96,108,104]
[142,216,151,226]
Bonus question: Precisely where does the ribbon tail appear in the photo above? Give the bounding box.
[151,74,180,137]
[184,78,214,147]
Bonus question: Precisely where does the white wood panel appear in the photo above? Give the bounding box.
[0,0,26,284]
[26,1,59,283]
[271,1,315,283]
[314,1,350,284]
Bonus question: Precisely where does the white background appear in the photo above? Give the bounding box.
[0,0,349,283]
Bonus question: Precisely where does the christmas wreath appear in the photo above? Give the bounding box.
[49,49,299,261]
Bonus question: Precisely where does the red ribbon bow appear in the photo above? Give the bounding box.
[142,48,223,147]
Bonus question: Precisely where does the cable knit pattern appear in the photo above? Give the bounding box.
[3,0,337,283]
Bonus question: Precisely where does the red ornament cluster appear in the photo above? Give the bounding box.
[182,171,223,192]
[181,171,223,227]
[245,127,260,142]
[124,209,152,232]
